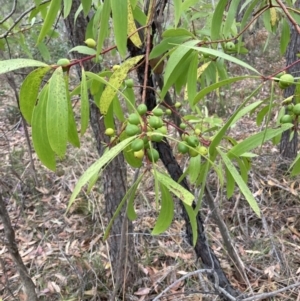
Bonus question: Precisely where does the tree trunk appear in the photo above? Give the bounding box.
[64,1,138,297]
[279,0,300,159]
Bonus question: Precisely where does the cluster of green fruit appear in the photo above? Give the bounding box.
[275,73,295,89]
[177,131,208,157]
[280,102,300,124]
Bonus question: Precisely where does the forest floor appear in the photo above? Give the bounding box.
[0,30,300,301]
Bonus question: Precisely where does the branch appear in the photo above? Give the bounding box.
[0,0,51,39]
[0,193,38,301]
[0,0,17,25]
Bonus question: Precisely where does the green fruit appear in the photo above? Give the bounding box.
[280,114,293,124]
[134,149,144,159]
[128,113,140,125]
[194,128,201,135]
[125,79,134,88]
[125,124,141,136]
[57,58,71,66]
[180,123,187,130]
[178,142,189,154]
[149,116,163,129]
[186,135,199,147]
[150,131,164,142]
[287,104,294,111]
[199,146,208,156]
[105,128,115,136]
[225,41,235,51]
[165,109,172,115]
[131,138,144,151]
[85,38,97,48]
[137,104,147,115]
[153,108,164,117]
[189,147,199,157]
[279,81,288,89]
[279,74,294,87]
[156,126,167,135]
[181,133,189,141]
[147,148,159,163]
[292,103,300,115]
[175,102,182,108]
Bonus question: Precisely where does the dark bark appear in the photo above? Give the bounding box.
[0,193,38,301]
[64,1,138,297]
[127,2,241,300]
[279,0,300,159]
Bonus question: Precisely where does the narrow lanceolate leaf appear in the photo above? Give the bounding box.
[128,1,142,48]
[99,55,144,114]
[290,153,300,176]
[218,148,260,217]
[64,76,80,147]
[0,59,48,74]
[47,67,68,157]
[32,84,56,170]
[37,0,62,44]
[228,124,293,157]
[67,137,136,211]
[80,68,89,135]
[153,170,194,206]
[183,202,197,246]
[81,0,92,16]
[223,0,241,38]
[211,0,228,40]
[280,18,290,55]
[69,46,97,56]
[20,66,51,124]
[96,0,111,60]
[111,0,128,57]
[127,173,144,221]
[152,183,174,235]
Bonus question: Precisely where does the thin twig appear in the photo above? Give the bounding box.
[0,0,17,25]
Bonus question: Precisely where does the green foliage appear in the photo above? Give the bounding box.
[3,0,300,242]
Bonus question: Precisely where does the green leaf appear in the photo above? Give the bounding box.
[111,0,128,57]
[47,67,68,157]
[154,170,194,206]
[230,100,263,125]
[37,0,62,44]
[149,36,190,60]
[193,76,256,104]
[223,0,241,38]
[32,84,56,170]
[209,84,263,159]
[190,46,260,74]
[67,137,136,211]
[183,202,197,246]
[20,66,51,124]
[69,46,97,55]
[229,124,293,157]
[96,0,111,61]
[162,40,199,97]
[81,0,92,16]
[63,0,72,17]
[152,183,174,235]
[186,51,198,106]
[173,0,182,27]
[98,55,144,114]
[225,166,235,198]
[65,77,80,147]
[280,18,290,55]
[0,59,48,74]
[211,0,228,40]
[80,68,89,135]
[127,174,143,221]
[290,153,300,176]
[218,148,260,217]
[188,155,201,184]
